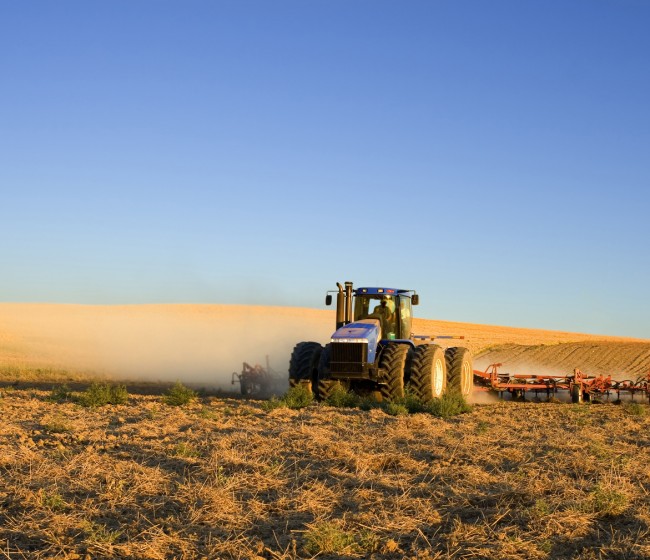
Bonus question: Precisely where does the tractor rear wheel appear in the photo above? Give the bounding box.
[288,341,322,395]
[409,344,447,402]
[379,343,408,402]
[445,347,473,396]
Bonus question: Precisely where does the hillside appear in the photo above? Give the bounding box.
[0,303,648,387]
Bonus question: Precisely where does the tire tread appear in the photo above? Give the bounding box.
[379,343,408,401]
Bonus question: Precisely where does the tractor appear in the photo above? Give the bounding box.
[289,281,473,402]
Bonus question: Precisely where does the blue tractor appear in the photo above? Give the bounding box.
[289,281,473,402]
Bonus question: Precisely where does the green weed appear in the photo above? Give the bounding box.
[81,520,122,544]
[359,396,381,411]
[163,382,197,406]
[303,521,378,556]
[323,383,360,408]
[622,402,646,417]
[382,402,409,416]
[282,385,314,408]
[476,420,490,434]
[529,498,551,519]
[39,489,67,511]
[79,383,129,407]
[384,390,472,418]
[395,389,429,413]
[48,384,73,403]
[588,485,629,517]
[173,442,200,458]
[43,419,71,434]
[424,391,472,418]
[262,385,313,411]
[196,406,218,419]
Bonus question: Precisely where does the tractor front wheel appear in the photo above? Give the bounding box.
[409,344,447,402]
[379,343,408,402]
[313,344,335,398]
[288,341,323,396]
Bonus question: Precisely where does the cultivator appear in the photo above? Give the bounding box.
[231,357,285,398]
[474,363,650,403]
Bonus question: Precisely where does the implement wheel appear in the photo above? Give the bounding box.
[379,343,408,402]
[409,344,447,402]
[445,347,474,396]
[289,341,322,396]
[571,384,582,404]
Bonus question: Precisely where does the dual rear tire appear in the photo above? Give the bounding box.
[382,344,474,403]
[445,346,474,397]
[409,344,447,402]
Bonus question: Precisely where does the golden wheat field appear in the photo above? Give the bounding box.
[1,304,649,559]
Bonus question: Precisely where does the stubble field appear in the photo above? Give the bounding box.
[2,389,650,559]
[1,304,649,559]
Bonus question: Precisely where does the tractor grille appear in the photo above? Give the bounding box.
[330,342,367,375]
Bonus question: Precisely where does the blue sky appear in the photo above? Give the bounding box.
[1,1,648,337]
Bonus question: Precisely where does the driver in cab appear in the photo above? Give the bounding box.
[369,295,396,339]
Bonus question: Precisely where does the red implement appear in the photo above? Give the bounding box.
[473,364,650,403]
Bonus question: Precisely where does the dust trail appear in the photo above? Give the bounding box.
[0,304,335,389]
[468,390,500,404]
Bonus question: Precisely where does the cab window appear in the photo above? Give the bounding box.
[398,296,412,338]
[354,295,379,321]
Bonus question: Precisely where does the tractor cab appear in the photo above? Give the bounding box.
[325,282,418,341]
[352,289,414,340]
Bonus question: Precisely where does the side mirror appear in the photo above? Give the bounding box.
[325,294,332,306]
[412,294,419,305]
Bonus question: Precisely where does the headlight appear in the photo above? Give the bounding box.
[331,338,369,344]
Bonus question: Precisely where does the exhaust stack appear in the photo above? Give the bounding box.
[335,283,345,329]
[344,281,354,325]
[335,281,354,328]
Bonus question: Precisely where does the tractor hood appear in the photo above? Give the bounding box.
[331,319,380,342]
[331,319,381,364]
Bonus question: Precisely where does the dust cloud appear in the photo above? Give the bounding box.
[474,357,572,379]
[467,390,500,404]
[3,304,648,395]
[0,304,335,389]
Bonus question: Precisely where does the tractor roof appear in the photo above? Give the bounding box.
[354,287,412,296]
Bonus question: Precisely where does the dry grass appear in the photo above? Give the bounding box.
[0,389,649,559]
[1,303,649,557]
